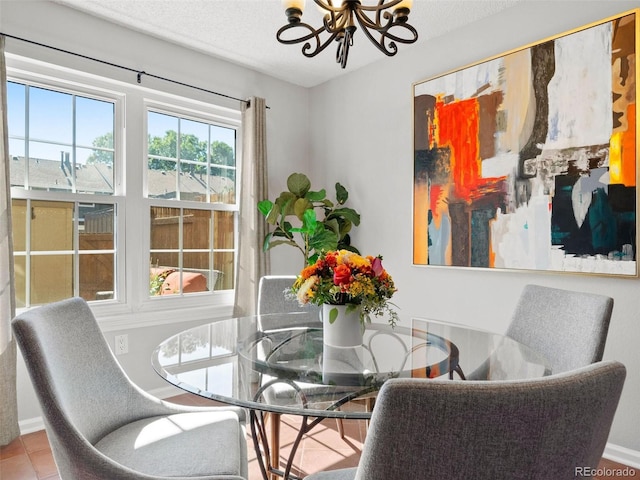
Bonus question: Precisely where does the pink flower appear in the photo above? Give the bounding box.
[371,257,384,277]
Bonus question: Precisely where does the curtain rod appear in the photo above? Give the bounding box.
[1,32,267,109]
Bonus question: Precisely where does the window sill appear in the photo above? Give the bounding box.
[92,292,236,331]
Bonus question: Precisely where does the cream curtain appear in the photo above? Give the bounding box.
[0,35,20,446]
[233,97,270,317]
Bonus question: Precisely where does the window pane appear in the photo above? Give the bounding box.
[210,127,235,167]
[27,145,73,192]
[148,159,178,198]
[8,143,25,183]
[151,206,180,249]
[214,251,234,290]
[7,82,26,178]
[183,209,210,249]
[179,161,207,202]
[14,256,26,309]
[31,201,74,251]
[180,118,208,162]
[30,254,74,305]
[11,199,27,252]
[184,252,212,292]
[80,204,114,248]
[148,111,178,158]
[29,86,72,145]
[79,253,115,301]
[214,211,234,250]
[77,148,114,194]
[209,166,235,203]
[76,96,114,148]
[7,82,25,137]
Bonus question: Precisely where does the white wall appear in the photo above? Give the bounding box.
[308,0,640,459]
[1,0,311,424]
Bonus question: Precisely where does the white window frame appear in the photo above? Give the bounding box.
[7,69,126,312]
[140,97,241,313]
[6,54,241,328]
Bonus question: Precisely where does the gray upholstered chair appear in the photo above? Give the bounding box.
[468,284,613,380]
[12,297,248,480]
[305,360,626,480]
[506,284,613,373]
[257,276,323,477]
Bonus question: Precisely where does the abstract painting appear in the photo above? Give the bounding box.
[413,10,638,277]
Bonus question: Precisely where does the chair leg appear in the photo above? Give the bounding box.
[337,418,345,439]
[269,413,281,480]
[337,397,374,440]
[364,397,374,431]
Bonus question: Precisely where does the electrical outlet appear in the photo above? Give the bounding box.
[115,334,128,355]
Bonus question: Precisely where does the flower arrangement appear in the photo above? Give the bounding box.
[292,250,399,327]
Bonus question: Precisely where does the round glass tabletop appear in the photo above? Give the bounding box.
[152,311,550,419]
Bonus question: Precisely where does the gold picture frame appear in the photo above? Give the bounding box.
[413,9,639,277]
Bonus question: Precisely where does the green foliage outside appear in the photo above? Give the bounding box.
[87,130,234,173]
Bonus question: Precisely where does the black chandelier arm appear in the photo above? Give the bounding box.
[358,26,398,57]
[352,6,416,38]
[322,10,349,34]
[355,0,406,14]
[276,22,340,58]
[381,22,419,44]
[352,8,393,33]
[354,8,417,44]
[357,0,405,28]
[349,9,397,56]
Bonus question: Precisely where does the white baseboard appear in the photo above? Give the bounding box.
[604,443,640,470]
[18,416,44,435]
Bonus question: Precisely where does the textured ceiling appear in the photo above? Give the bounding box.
[49,0,524,88]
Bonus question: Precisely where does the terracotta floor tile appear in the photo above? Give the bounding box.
[28,449,57,479]
[0,437,26,460]
[20,432,50,454]
[0,454,38,480]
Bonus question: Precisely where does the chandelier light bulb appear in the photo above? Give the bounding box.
[282,0,306,11]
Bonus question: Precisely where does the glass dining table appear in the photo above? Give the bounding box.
[152,312,550,480]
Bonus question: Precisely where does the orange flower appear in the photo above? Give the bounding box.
[301,265,317,279]
[333,264,352,286]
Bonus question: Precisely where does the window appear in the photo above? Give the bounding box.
[146,109,238,296]
[8,81,118,308]
[7,66,240,313]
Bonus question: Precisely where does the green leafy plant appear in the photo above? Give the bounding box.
[258,172,361,266]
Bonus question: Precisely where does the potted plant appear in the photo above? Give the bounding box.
[257,172,361,266]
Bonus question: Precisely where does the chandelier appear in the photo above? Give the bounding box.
[277,0,418,68]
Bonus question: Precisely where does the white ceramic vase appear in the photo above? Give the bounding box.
[321,303,364,348]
